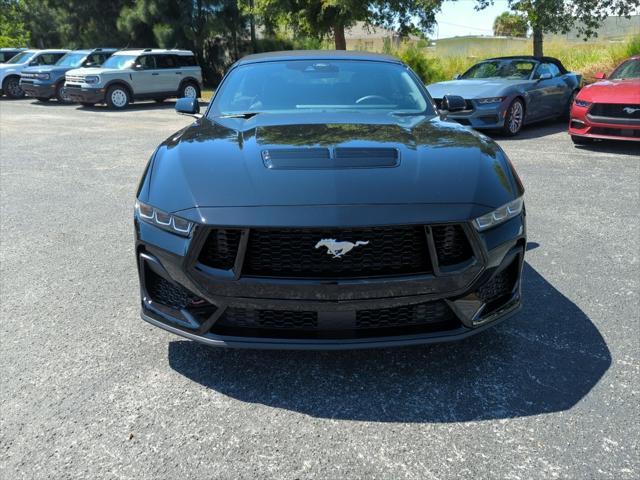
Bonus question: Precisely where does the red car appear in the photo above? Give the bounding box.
[569,55,640,144]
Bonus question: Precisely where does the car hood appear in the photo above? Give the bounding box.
[427,79,529,99]
[22,65,71,75]
[577,79,640,104]
[143,112,523,217]
[66,67,122,76]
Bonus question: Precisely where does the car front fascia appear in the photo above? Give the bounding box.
[134,200,526,349]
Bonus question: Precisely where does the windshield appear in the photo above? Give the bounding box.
[5,51,35,64]
[100,55,136,70]
[55,52,87,68]
[609,58,640,80]
[211,60,432,116]
[461,60,537,80]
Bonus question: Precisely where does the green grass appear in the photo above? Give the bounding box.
[393,35,640,84]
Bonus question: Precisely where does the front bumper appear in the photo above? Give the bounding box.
[64,85,105,104]
[569,106,640,142]
[19,80,57,98]
[135,208,526,349]
[442,101,506,130]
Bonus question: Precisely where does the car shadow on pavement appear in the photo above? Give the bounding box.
[74,100,210,112]
[487,119,568,141]
[572,141,640,157]
[168,261,611,423]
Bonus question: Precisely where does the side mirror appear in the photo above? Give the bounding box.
[453,73,461,80]
[441,94,466,112]
[538,73,552,81]
[84,62,95,67]
[594,72,606,80]
[133,63,143,70]
[175,97,200,117]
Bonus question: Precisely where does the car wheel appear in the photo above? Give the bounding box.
[2,76,25,99]
[106,85,130,109]
[180,82,199,99]
[35,97,50,102]
[55,83,73,104]
[501,99,525,136]
[80,102,95,108]
[571,135,592,145]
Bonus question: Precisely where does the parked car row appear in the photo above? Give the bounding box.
[0,47,203,109]
[425,55,639,143]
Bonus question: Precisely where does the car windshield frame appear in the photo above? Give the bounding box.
[609,59,640,80]
[208,59,435,118]
[5,51,35,64]
[460,60,538,80]
[55,52,88,68]
[100,54,137,70]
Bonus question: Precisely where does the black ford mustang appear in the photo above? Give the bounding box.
[135,51,526,349]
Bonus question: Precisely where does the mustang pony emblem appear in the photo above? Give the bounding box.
[315,239,369,258]
[623,107,640,114]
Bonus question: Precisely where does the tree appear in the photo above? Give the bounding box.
[255,0,445,50]
[477,0,640,57]
[493,11,528,37]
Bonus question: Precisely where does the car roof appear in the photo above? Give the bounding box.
[72,48,119,54]
[0,48,26,51]
[235,50,403,66]
[113,49,195,56]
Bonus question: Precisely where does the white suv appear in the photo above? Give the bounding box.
[64,49,202,109]
[1,49,69,98]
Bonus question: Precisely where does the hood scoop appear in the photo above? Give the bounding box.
[262,147,399,170]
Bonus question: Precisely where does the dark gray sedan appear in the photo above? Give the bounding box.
[427,56,582,136]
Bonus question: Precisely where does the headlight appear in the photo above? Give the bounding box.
[84,75,100,84]
[474,197,524,231]
[135,200,194,236]
[574,99,591,108]
[34,73,50,80]
[476,97,505,104]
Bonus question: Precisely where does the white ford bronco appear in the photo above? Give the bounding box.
[64,49,202,109]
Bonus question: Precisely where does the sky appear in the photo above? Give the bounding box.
[434,0,511,38]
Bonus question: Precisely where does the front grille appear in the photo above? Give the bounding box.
[198,229,242,270]
[432,225,474,266]
[590,127,640,138]
[433,98,474,111]
[477,258,519,305]
[65,75,84,83]
[217,308,318,329]
[356,300,456,329]
[589,103,640,120]
[145,266,201,310]
[241,226,433,278]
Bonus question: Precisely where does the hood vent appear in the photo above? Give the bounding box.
[262,147,399,169]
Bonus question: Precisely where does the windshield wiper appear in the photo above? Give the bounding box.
[218,112,260,119]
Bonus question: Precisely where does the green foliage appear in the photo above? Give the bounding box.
[626,35,640,57]
[396,44,443,84]
[0,0,30,47]
[493,11,528,37]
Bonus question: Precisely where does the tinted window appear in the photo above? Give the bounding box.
[137,55,156,69]
[33,53,65,65]
[462,60,536,79]
[212,60,431,116]
[178,55,197,67]
[534,63,559,78]
[0,51,20,63]
[6,51,35,64]
[86,53,110,66]
[156,55,177,69]
[609,59,640,80]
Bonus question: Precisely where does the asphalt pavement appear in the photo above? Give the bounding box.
[1,98,638,479]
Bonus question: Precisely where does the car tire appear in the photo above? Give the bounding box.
[2,76,25,99]
[36,97,50,102]
[501,98,525,136]
[571,135,592,145]
[106,85,130,109]
[179,81,200,99]
[55,83,73,104]
[80,102,95,108]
